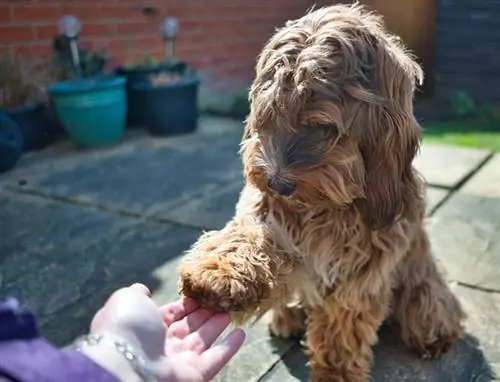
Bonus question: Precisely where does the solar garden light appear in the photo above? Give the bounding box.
[160,17,179,61]
[58,15,82,76]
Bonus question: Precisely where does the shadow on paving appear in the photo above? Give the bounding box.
[3,124,244,231]
[0,191,201,346]
[264,325,495,382]
[262,191,500,382]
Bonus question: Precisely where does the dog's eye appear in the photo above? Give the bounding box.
[308,123,338,137]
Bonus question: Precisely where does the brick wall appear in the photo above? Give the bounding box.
[0,0,327,107]
[433,0,500,106]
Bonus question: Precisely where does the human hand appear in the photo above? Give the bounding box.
[89,283,246,382]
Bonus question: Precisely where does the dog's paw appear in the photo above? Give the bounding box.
[178,260,269,312]
[269,306,306,339]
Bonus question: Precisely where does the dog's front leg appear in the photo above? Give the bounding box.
[178,217,290,320]
[306,286,390,382]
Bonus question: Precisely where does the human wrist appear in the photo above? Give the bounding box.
[70,333,158,382]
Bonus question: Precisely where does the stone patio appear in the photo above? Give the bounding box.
[0,116,498,381]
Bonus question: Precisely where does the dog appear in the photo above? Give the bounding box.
[178,4,465,381]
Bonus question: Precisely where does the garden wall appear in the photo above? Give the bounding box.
[433,0,500,108]
[0,0,329,113]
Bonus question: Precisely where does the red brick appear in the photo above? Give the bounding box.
[60,5,101,21]
[108,35,162,52]
[99,5,144,20]
[115,21,157,35]
[2,0,326,94]
[0,5,11,23]
[11,43,51,58]
[0,25,33,43]
[35,25,60,40]
[82,22,117,37]
[13,4,61,22]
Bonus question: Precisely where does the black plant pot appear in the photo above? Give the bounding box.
[6,102,58,151]
[115,62,187,127]
[0,112,23,173]
[132,77,200,136]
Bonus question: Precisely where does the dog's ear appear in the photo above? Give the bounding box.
[354,40,423,230]
[355,106,421,230]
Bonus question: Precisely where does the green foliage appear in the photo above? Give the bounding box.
[449,91,476,118]
[125,53,161,69]
[52,35,108,80]
[449,91,500,126]
[0,54,55,109]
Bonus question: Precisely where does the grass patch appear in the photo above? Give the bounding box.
[422,120,500,152]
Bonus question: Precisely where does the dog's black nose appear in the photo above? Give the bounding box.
[267,177,296,196]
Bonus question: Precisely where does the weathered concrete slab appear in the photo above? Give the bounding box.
[414,144,491,189]
[262,284,498,381]
[426,187,449,213]
[1,118,244,230]
[211,322,294,382]
[0,190,201,345]
[429,155,500,291]
[0,189,294,381]
[159,180,243,230]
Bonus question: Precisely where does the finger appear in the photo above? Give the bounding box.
[167,307,216,340]
[199,328,246,381]
[89,309,104,332]
[183,313,231,354]
[129,283,151,296]
[160,297,200,326]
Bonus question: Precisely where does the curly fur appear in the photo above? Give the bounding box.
[179,4,465,381]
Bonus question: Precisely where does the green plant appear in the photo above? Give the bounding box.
[481,103,500,125]
[449,91,476,118]
[449,91,500,126]
[0,54,55,109]
[52,35,108,79]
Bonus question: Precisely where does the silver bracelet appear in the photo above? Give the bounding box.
[71,333,159,382]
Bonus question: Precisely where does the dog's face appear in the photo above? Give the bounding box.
[241,4,424,229]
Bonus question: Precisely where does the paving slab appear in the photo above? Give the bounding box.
[0,190,202,345]
[0,119,497,381]
[262,282,499,382]
[413,143,491,189]
[429,155,500,291]
[0,190,295,381]
[1,119,474,232]
[0,118,244,230]
[426,187,449,213]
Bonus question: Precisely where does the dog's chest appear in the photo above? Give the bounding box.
[266,210,366,300]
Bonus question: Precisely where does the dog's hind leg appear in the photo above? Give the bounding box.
[392,226,465,358]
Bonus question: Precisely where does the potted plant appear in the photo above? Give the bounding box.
[116,17,201,135]
[48,16,127,148]
[133,61,200,135]
[0,54,59,151]
[115,53,186,127]
[0,112,23,173]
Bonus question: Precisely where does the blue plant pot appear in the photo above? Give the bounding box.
[0,112,23,173]
[6,102,57,151]
[49,77,127,148]
[115,62,187,127]
[132,77,200,136]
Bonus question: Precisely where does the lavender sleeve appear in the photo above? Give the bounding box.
[0,298,119,382]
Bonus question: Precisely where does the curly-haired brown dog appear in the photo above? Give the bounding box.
[179,3,465,381]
